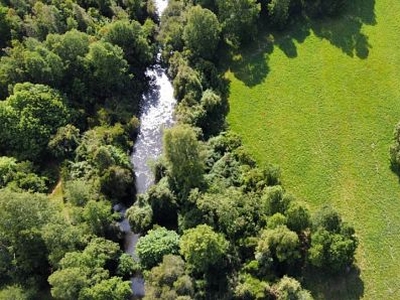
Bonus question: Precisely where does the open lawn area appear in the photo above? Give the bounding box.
[227,0,400,298]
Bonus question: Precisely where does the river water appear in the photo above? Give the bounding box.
[120,0,175,297]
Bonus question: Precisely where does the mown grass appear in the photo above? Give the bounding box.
[227,0,400,299]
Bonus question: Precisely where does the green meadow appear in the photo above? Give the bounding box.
[227,0,400,298]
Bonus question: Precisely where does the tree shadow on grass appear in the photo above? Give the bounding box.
[227,0,375,87]
[303,266,364,300]
[274,23,311,58]
[300,0,375,59]
[228,34,273,87]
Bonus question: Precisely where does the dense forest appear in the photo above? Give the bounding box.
[0,0,361,299]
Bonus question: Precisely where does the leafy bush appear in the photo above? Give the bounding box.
[126,200,153,233]
[308,206,358,272]
[136,227,180,270]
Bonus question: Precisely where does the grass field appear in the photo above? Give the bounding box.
[227,0,400,299]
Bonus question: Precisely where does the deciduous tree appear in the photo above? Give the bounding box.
[183,6,221,59]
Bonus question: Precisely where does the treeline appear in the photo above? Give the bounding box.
[131,129,358,299]
[127,0,358,299]
[0,0,158,298]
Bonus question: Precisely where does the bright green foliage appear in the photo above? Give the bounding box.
[256,226,300,267]
[0,157,48,192]
[163,124,204,198]
[48,267,90,300]
[234,273,271,299]
[0,156,17,186]
[45,30,90,66]
[308,213,357,273]
[0,39,64,92]
[267,213,287,229]
[267,0,291,27]
[183,6,221,59]
[136,227,180,270]
[49,238,128,299]
[0,83,69,161]
[22,43,64,86]
[273,276,313,300]
[80,277,132,300]
[0,285,28,300]
[116,253,138,278]
[180,224,228,272]
[59,237,120,270]
[144,255,194,300]
[75,126,132,165]
[45,29,91,102]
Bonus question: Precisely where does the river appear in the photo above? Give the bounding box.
[120,0,175,297]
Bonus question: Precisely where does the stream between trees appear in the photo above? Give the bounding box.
[119,0,175,297]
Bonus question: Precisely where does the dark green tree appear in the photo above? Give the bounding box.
[308,206,358,272]
[0,189,53,284]
[84,41,131,100]
[267,0,291,27]
[216,0,260,46]
[163,124,204,199]
[126,201,153,233]
[183,6,221,59]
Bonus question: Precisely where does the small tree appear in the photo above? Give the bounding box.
[136,227,180,270]
[256,226,300,268]
[126,201,153,233]
[273,276,313,300]
[144,255,194,300]
[180,224,228,273]
[183,6,221,59]
[163,124,204,199]
[308,206,358,272]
